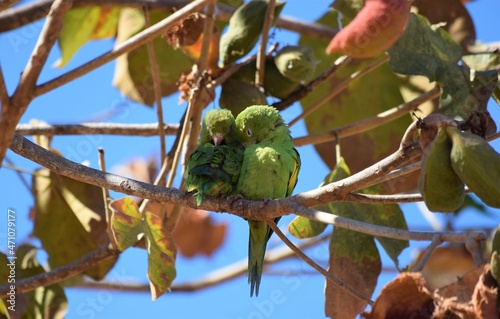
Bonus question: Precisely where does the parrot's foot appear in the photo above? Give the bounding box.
[227,194,245,207]
[232,194,245,201]
[260,197,274,208]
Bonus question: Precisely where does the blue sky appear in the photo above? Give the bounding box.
[1,0,499,318]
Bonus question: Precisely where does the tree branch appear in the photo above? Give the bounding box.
[411,235,442,272]
[0,64,9,107]
[0,0,72,168]
[0,0,338,40]
[0,246,119,296]
[33,0,215,97]
[15,122,179,136]
[8,133,487,245]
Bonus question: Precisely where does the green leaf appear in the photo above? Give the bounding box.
[387,13,487,118]
[143,211,177,300]
[388,14,463,80]
[491,251,500,283]
[491,225,500,283]
[15,245,68,319]
[232,58,300,99]
[56,6,119,67]
[325,227,381,318]
[288,157,350,239]
[109,197,145,251]
[113,8,193,106]
[288,217,327,239]
[32,169,117,280]
[492,225,500,256]
[359,186,409,268]
[299,10,410,174]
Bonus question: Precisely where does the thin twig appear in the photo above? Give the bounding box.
[168,2,216,196]
[465,234,485,267]
[3,157,31,193]
[15,122,179,136]
[267,220,374,305]
[292,87,441,147]
[0,64,9,106]
[0,0,72,167]
[33,0,216,97]
[182,2,216,177]
[98,147,117,250]
[209,56,257,88]
[255,0,275,87]
[273,55,351,111]
[288,55,389,127]
[197,3,215,74]
[411,235,442,272]
[0,246,119,297]
[291,205,486,243]
[143,5,167,168]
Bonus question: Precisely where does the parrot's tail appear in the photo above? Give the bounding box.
[248,220,268,297]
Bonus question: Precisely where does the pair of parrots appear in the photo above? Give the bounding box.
[185,105,301,297]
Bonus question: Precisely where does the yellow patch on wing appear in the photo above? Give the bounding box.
[286,154,300,197]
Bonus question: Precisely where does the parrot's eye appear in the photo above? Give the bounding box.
[246,129,252,136]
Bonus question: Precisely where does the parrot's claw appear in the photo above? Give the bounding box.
[260,197,274,208]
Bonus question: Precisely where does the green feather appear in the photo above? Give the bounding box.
[235,105,301,297]
[186,109,244,205]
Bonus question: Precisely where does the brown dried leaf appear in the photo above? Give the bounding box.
[472,265,498,319]
[113,156,157,183]
[436,263,485,302]
[164,13,220,70]
[418,244,475,290]
[172,206,227,258]
[362,273,435,319]
[326,228,381,319]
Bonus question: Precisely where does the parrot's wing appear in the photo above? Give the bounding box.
[286,148,301,197]
[186,144,244,205]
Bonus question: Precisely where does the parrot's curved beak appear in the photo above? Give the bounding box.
[213,132,224,146]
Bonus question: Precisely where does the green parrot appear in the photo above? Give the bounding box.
[186,109,244,205]
[235,105,301,297]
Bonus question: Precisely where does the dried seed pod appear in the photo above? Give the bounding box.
[219,0,285,66]
[418,126,465,212]
[274,45,318,82]
[446,126,500,208]
[219,78,268,116]
[233,58,300,99]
